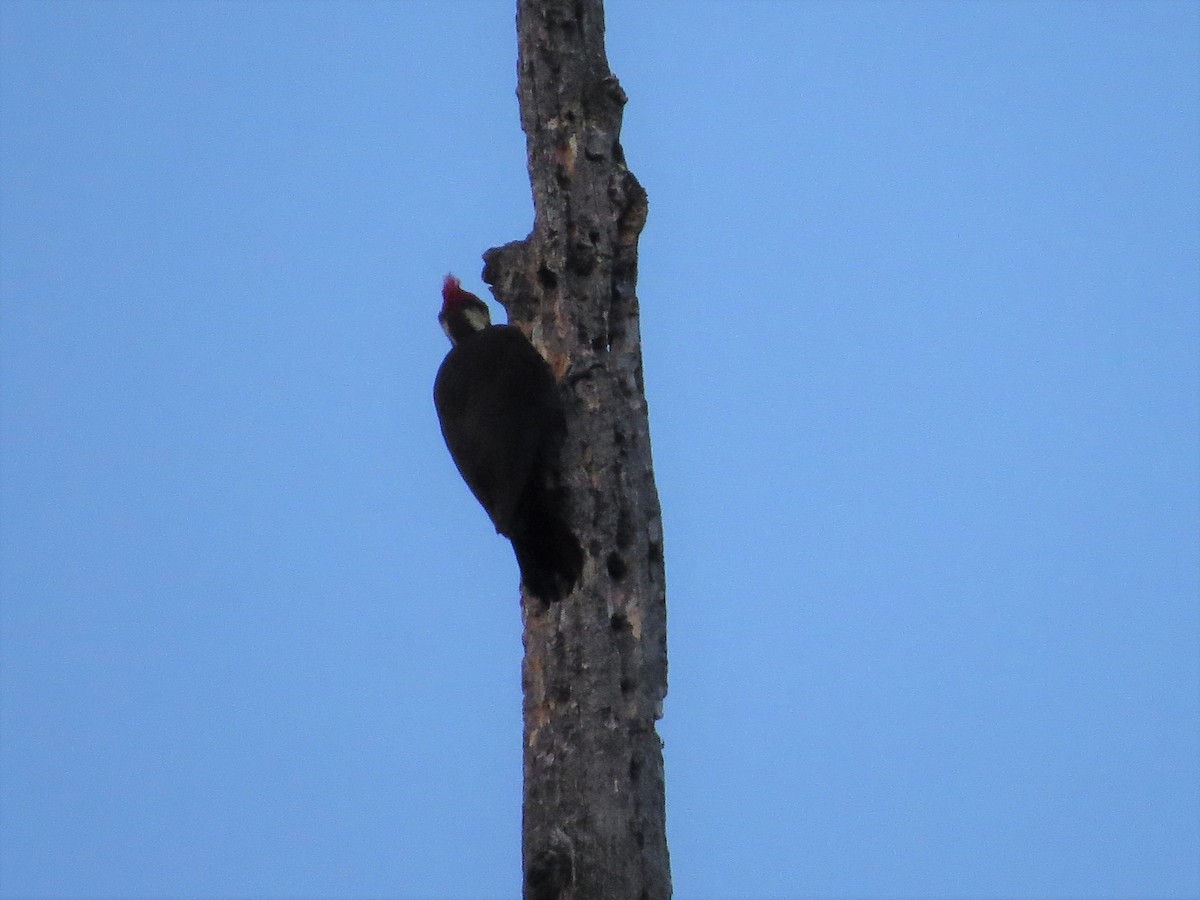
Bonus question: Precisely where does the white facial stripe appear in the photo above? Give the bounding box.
[464,305,490,331]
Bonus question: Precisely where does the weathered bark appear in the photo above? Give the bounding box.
[480,1,669,898]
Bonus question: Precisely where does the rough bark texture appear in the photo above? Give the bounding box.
[480,1,669,898]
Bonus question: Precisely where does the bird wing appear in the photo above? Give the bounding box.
[433,326,564,537]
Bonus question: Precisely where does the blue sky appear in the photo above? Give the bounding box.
[1,1,1197,898]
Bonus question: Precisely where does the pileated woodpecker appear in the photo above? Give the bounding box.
[433,274,582,601]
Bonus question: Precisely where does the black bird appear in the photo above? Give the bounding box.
[433,274,582,601]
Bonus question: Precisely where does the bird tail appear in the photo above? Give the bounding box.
[510,486,583,604]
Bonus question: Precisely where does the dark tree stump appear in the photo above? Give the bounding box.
[480,1,669,898]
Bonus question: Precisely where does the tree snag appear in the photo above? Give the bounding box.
[480,1,669,897]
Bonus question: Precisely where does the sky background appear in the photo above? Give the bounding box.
[1,1,1198,898]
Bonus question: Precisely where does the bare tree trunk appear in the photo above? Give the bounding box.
[480,1,669,897]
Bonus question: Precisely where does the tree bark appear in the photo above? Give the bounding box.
[480,1,669,898]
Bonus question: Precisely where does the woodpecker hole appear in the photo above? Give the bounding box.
[616,508,634,550]
[610,610,629,632]
[609,324,625,351]
[526,847,572,900]
[620,675,636,695]
[606,551,628,581]
[538,265,558,290]
[567,238,596,274]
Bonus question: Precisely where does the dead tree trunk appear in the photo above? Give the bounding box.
[480,1,669,898]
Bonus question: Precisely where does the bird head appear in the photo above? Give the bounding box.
[439,274,492,344]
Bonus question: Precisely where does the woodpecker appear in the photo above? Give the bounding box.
[433,274,582,602]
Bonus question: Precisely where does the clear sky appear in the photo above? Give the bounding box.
[1,1,1197,898]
